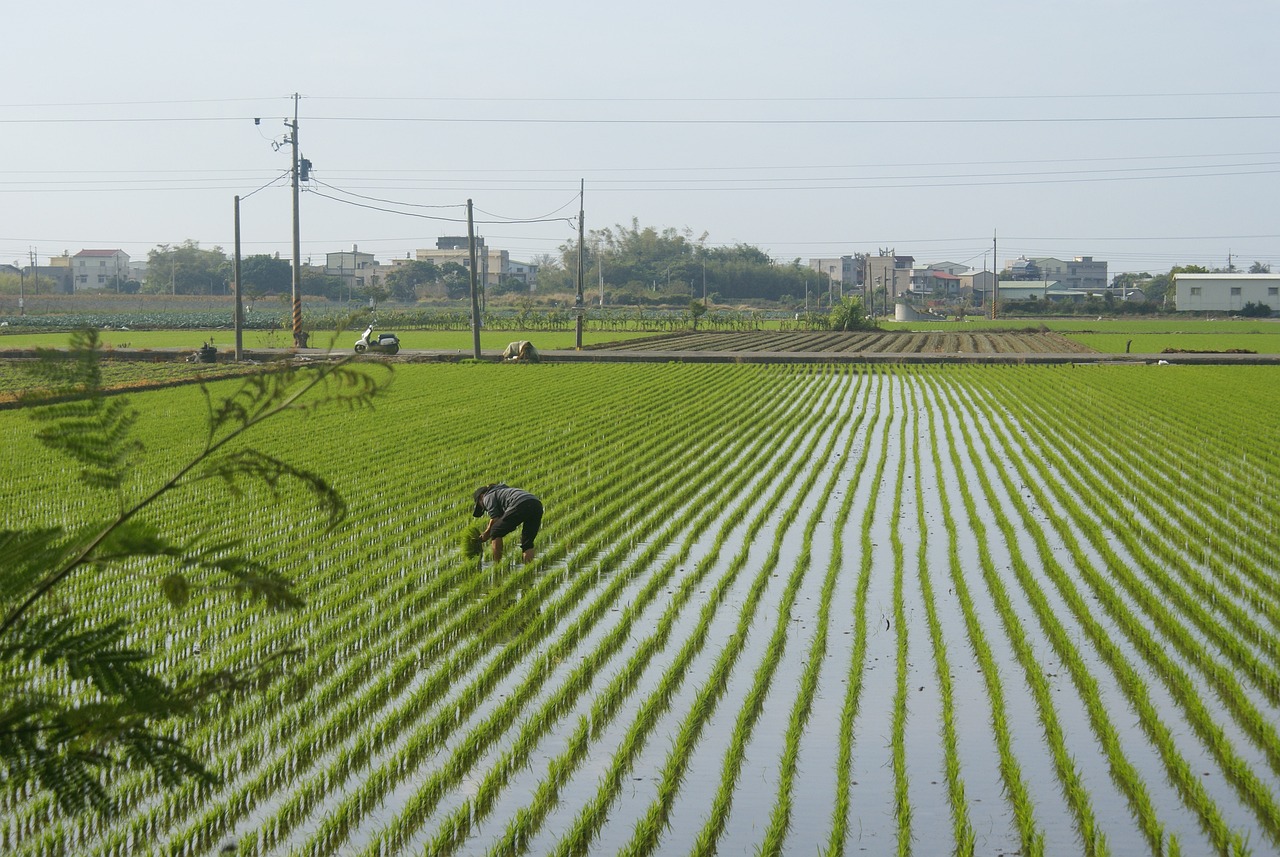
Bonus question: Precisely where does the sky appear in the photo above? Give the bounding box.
[3,0,1278,279]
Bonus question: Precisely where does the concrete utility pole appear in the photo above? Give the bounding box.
[575,179,585,350]
[286,93,305,348]
[992,231,999,320]
[468,200,481,361]
[233,195,244,361]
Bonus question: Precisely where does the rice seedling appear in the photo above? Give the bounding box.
[5,362,1280,856]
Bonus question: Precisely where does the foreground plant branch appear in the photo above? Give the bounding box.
[0,329,389,814]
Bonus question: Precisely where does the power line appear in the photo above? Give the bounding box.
[309,179,467,210]
[6,91,1277,109]
[3,113,1280,126]
[304,186,576,226]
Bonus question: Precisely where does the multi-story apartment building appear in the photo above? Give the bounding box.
[415,237,509,288]
[72,249,130,291]
[1006,256,1108,291]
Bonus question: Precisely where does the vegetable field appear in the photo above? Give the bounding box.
[2,362,1279,856]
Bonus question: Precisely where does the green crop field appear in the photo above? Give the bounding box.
[0,328,656,353]
[1063,333,1280,354]
[2,362,1278,856]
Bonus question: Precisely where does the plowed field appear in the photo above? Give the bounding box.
[587,329,1095,354]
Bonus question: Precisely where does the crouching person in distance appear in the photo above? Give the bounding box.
[501,340,539,363]
[473,483,543,563]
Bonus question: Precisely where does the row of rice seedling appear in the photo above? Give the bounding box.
[888,377,915,856]
[757,370,879,855]
[504,370,862,857]
[915,371,1052,855]
[5,365,701,854]
[616,368,867,856]
[958,365,1277,852]
[991,369,1280,769]
[946,372,1176,847]
[5,362,1279,855]
[444,372,867,857]
[288,365,839,854]
[905,378,976,855]
[349,374,840,857]
[257,365,808,854]
[943,369,1222,854]
[931,371,1133,855]
[821,371,895,852]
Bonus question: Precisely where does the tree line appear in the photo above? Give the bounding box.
[532,219,832,306]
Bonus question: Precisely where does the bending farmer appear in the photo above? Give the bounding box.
[501,340,539,363]
[472,483,543,563]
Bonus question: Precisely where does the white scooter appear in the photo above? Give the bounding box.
[354,323,400,355]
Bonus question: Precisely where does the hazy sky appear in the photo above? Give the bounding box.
[4,0,1278,277]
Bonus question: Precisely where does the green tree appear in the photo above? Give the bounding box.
[384,260,440,302]
[361,282,391,310]
[828,296,877,331]
[144,241,230,296]
[549,221,825,305]
[300,271,344,301]
[239,254,292,295]
[689,299,707,330]
[440,262,471,300]
[0,330,386,814]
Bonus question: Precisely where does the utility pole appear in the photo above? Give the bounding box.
[233,195,244,361]
[992,231,999,320]
[467,200,481,361]
[21,249,32,316]
[286,93,305,348]
[575,179,585,350]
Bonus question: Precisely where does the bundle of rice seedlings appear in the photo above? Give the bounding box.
[461,522,485,558]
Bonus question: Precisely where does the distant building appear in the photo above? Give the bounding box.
[910,268,962,297]
[807,256,858,296]
[960,270,995,302]
[507,260,539,289]
[72,250,131,291]
[863,253,914,306]
[415,236,509,288]
[325,245,381,293]
[922,261,969,277]
[1005,256,1108,291]
[1175,273,1280,312]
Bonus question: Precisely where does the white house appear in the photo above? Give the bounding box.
[1175,273,1280,313]
[72,249,130,291]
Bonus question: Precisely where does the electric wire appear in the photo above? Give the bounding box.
[2,113,1280,126]
[304,186,576,227]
